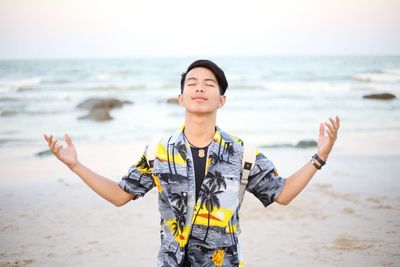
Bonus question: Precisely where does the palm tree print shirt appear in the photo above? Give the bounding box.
[119,125,285,267]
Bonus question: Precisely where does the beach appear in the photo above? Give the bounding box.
[0,139,399,267]
[1,56,400,266]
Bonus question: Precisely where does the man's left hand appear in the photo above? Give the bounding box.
[317,115,340,161]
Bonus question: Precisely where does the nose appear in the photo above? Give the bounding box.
[195,87,204,93]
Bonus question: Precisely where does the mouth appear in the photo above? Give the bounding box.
[192,96,207,101]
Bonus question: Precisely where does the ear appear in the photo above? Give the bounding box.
[218,95,226,108]
[178,94,184,106]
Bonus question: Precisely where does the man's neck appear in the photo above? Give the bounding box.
[183,113,216,148]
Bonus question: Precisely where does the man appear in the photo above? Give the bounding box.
[44,59,340,266]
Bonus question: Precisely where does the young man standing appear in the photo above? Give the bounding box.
[44,60,340,267]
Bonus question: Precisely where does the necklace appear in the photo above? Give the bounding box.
[182,131,213,158]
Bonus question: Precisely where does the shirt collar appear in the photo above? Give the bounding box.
[169,124,231,146]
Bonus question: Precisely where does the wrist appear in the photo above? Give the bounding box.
[310,157,321,170]
[68,161,80,172]
[311,153,327,170]
[317,152,328,162]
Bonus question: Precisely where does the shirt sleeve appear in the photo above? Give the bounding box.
[245,150,285,207]
[118,145,155,200]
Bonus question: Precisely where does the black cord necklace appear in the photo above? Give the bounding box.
[182,130,214,158]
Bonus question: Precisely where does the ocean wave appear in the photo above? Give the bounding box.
[0,108,65,117]
[0,110,19,116]
[235,84,263,89]
[87,84,145,91]
[385,68,400,75]
[114,69,136,75]
[0,138,20,145]
[262,82,353,92]
[0,97,19,102]
[143,82,178,89]
[96,73,111,81]
[42,78,74,84]
[0,77,42,93]
[353,69,400,83]
[0,137,37,147]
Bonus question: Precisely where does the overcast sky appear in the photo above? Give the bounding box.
[0,0,399,59]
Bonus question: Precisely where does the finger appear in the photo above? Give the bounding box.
[50,139,58,151]
[49,134,54,146]
[319,123,325,137]
[44,134,52,145]
[326,126,337,139]
[325,121,335,133]
[64,133,74,147]
[46,134,51,144]
[329,117,337,129]
[54,143,63,153]
[325,127,335,139]
[336,115,340,129]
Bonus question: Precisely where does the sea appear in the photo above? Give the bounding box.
[0,56,399,153]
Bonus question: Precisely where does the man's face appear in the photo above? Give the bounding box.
[178,67,226,115]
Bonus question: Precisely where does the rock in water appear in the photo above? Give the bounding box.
[296,140,317,148]
[362,93,396,100]
[78,108,113,121]
[35,149,52,157]
[77,98,132,110]
[166,97,179,104]
[76,97,132,122]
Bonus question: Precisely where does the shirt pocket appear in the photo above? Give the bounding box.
[199,171,241,223]
[219,172,241,206]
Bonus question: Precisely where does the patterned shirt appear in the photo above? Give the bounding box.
[119,125,285,267]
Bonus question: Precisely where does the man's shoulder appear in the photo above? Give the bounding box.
[218,128,244,147]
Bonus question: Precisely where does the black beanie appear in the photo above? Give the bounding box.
[180,60,228,95]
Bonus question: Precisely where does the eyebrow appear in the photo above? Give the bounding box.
[186,77,217,83]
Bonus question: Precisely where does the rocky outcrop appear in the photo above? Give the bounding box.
[77,98,132,110]
[78,108,113,121]
[166,97,179,104]
[362,93,396,100]
[35,149,52,157]
[295,140,317,148]
[76,97,132,121]
[260,139,317,149]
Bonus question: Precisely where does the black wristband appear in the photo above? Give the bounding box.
[313,154,326,166]
[311,158,321,170]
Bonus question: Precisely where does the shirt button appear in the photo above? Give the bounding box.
[182,192,187,196]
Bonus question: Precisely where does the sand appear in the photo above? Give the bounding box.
[0,140,399,267]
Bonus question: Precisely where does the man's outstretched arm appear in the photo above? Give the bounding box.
[275,115,340,205]
[44,134,135,207]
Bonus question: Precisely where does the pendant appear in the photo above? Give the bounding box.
[198,149,205,158]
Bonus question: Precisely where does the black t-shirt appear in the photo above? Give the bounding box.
[181,146,208,267]
[191,146,208,201]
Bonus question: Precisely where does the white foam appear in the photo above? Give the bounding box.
[95,73,110,81]
[0,77,42,92]
[385,68,400,75]
[353,69,400,83]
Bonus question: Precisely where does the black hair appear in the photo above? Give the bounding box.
[180,59,228,95]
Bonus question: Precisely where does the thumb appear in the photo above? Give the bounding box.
[319,123,325,137]
[64,133,74,147]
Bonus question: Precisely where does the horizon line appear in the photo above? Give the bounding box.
[1,54,400,61]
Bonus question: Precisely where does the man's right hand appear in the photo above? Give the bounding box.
[43,133,135,206]
[44,133,78,170]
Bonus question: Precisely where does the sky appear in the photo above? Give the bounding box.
[0,0,399,59]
